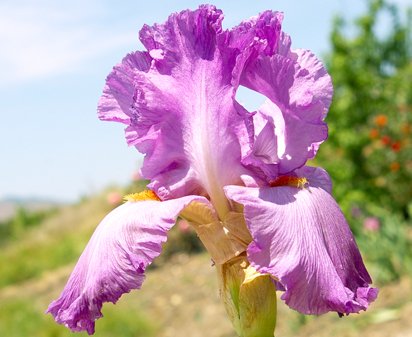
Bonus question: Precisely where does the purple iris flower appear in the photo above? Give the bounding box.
[47,5,377,334]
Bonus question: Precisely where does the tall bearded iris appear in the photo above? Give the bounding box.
[47,5,377,336]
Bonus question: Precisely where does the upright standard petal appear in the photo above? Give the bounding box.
[98,5,259,218]
[225,180,377,315]
[240,32,332,174]
[47,195,206,334]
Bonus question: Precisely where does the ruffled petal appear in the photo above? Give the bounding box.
[225,10,284,87]
[47,195,206,334]
[295,165,333,194]
[258,98,328,173]
[240,111,279,180]
[241,33,332,174]
[98,5,256,216]
[225,182,377,315]
[98,51,152,124]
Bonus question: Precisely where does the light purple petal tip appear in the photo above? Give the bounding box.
[98,51,152,124]
[225,184,378,315]
[47,196,206,334]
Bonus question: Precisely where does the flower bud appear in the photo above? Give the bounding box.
[217,254,277,337]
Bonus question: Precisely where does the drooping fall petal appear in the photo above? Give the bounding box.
[47,195,207,334]
[225,174,377,315]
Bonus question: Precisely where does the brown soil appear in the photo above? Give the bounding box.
[3,252,411,337]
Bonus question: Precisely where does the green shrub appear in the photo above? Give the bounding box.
[315,0,412,283]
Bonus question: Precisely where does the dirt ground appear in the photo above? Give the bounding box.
[3,252,412,337]
[138,253,412,337]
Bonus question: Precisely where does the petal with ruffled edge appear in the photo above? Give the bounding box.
[47,195,207,334]
[98,5,268,218]
[98,51,152,124]
[294,165,333,194]
[225,168,377,315]
[240,33,333,174]
[240,110,280,180]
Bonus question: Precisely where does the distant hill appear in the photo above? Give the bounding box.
[0,197,65,221]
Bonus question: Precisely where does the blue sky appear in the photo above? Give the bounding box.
[0,0,406,202]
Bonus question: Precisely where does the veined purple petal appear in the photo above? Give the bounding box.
[240,110,280,180]
[98,51,152,124]
[295,165,333,194]
[240,32,332,174]
[47,195,206,334]
[98,5,261,217]
[225,10,284,87]
[225,180,377,315]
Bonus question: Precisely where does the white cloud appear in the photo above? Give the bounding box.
[0,1,136,86]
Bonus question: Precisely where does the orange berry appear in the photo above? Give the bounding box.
[374,114,388,127]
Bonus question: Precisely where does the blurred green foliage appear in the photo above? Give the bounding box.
[0,298,156,337]
[0,223,93,288]
[0,207,57,243]
[316,0,412,283]
[0,188,159,336]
